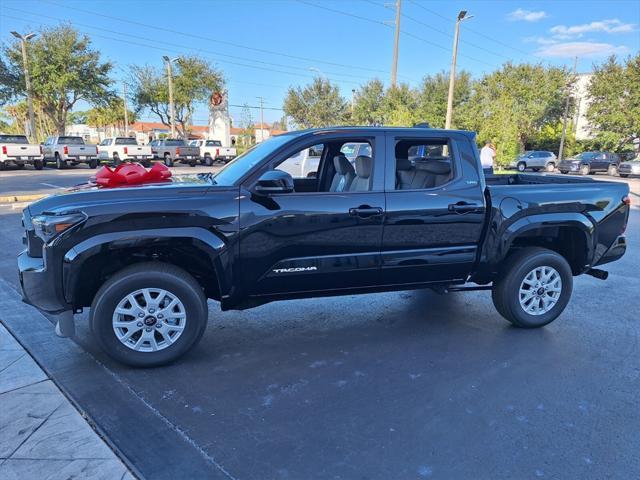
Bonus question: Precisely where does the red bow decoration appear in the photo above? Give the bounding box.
[95,163,172,188]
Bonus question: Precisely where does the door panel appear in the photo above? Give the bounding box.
[381,134,486,285]
[239,191,384,295]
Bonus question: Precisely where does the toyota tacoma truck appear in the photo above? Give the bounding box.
[18,127,630,367]
[0,134,44,170]
[149,138,199,167]
[43,136,99,169]
[97,137,154,166]
[198,139,237,166]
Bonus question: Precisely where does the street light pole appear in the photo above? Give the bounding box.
[162,56,177,138]
[11,31,37,142]
[444,11,472,130]
[123,82,129,137]
[558,57,578,161]
[256,96,265,142]
[391,0,402,88]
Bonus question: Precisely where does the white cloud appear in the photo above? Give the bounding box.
[507,8,548,22]
[536,41,630,58]
[550,19,637,38]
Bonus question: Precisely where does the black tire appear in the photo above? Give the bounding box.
[532,167,541,172]
[579,164,590,175]
[546,162,555,172]
[89,158,98,169]
[16,163,25,169]
[492,247,573,328]
[55,153,66,170]
[189,159,197,167]
[607,164,618,176]
[204,154,213,166]
[90,262,208,367]
[620,174,629,178]
[142,160,151,168]
[113,153,121,166]
[517,162,526,172]
[164,154,173,167]
[33,160,44,170]
[559,170,568,174]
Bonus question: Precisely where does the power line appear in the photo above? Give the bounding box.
[406,0,542,60]
[1,7,378,84]
[297,0,497,68]
[37,0,403,78]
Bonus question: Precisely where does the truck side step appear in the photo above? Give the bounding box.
[585,268,609,280]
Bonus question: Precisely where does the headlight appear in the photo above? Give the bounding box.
[32,212,86,242]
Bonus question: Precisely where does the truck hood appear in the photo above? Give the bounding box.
[28,173,220,216]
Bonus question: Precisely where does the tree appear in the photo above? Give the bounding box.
[239,103,254,146]
[352,79,386,125]
[462,63,571,165]
[1,24,114,135]
[131,56,224,138]
[67,111,88,124]
[381,83,418,126]
[586,54,640,151]
[283,77,348,128]
[416,71,472,128]
[86,98,136,135]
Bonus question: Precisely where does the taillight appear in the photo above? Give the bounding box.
[95,146,98,154]
[124,147,128,155]
[216,148,219,157]
[623,196,631,207]
[39,145,43,154]
[63,145,68,155]
[176,147,181,156]
[1,146,6,155]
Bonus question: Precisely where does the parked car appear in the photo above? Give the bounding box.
[0,134,44,170]
[278,144,324,178]
[199,139,237,166]
[149,139,200,167]
[558,151,621,175]
[42,136,99,169]
[18,126,630,367]
[98,137,154,166]
[509,151,557,172]
[618,154,640,178]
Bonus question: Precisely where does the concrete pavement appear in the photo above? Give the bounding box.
[0,322,135,480]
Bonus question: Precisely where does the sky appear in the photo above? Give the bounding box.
[1,0,639,126]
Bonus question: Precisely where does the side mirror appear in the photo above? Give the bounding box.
[255,169,294,195]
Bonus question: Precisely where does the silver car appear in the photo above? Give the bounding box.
[509,151,557,172]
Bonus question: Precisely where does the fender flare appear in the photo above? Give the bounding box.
[62,227,233,305]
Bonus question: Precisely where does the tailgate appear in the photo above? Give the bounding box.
[69,145,96,156]
[4,144,40,157]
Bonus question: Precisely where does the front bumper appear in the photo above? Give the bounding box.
[595,235,627,267]
[558,162,580,172]
[18,250,69,314]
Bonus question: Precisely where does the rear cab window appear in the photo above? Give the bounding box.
[0,135,29,144]
[391,138,456,191]
[115,138,138,145]
[58,136,85,145]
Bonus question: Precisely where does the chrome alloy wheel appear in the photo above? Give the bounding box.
[112,288,186,352]
[518,266,562,316]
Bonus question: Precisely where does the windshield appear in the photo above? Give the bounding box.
[205,140,222,146]
[574,152,598,160]
[115,138,138,145]
[0,135,29,144]
[213,135,294,186]
[165,139,185,146]
[59,136,85,145]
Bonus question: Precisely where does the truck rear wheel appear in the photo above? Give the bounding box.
[164,153,173,167]
[89,158,98,169]
[204,154,213,166]
[55,153,66,170]
[90,262,208,367]
[34,160,44,170]
[492,247,573,328]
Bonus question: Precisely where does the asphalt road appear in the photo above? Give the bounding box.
[0,197,638,479]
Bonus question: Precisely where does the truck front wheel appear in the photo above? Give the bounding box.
[90,262,208,367]
[492,247,573,328]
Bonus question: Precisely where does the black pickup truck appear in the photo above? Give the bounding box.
[18,127,630,367]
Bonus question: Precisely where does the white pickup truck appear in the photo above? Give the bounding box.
[192,139,237,165]
[43,136,99,169]
[98,137,154,166]
[0,134,44,170]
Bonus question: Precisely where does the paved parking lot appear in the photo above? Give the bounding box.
[0,167,638,479]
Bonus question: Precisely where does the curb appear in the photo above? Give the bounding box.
[0,194,47,203]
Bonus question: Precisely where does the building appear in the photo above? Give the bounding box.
[229,123,287,146]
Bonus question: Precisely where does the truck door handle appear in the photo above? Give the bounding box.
[349,206,383,218]
[448,202,481,213]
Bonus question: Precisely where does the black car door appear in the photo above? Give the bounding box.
[381,131,486,285]
[238,133,386,296]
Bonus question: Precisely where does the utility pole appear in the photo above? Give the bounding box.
[11,31,37,142]
[558,56,578,162]
[390,0,401,88]
[163,56,177,138]
[351,89,356,115]
[123,82,129,137]
[445,11,472,130]
[257,96,265,142]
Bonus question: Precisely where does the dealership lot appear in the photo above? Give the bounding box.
[0,168,638,479]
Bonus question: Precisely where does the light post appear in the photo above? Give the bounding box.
[444,11,473,130]
[11,31,37,142]
[162,56,178,138]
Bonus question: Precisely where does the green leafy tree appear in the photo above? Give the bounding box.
[352,79,386,125]
[381,83,418,126]
[86,98,136,134]
[416,71,472,128]
[67,110,88,124]
[1,24,113,135]
[283,77,348,128]
[131,56,224,138]
[586,54,640,151]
